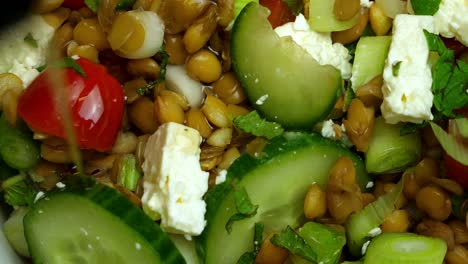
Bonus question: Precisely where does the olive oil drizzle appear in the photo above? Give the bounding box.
[46,50,84,176]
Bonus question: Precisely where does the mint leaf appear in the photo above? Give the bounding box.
[424,30,468,118]
[237,223,264,264]
[233,111,284,140]
[392,61,402,77]
[411,0,441,15]
[271,226,317,262]
[24,33,38,48]
[84,0,100,12]
[52,57,87,78]
[400,121,428,136]
[226,187,259,233]
[297,222,346,264]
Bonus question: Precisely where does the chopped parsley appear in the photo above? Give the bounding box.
[24,33,38,48]
[270,226,317,262]
[237,223,264,264]
[136,45,170,95]
[233,111,284,140]
[410,0,441,15]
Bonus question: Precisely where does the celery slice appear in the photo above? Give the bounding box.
[364,233,447,264]
[307,0,360,32]
[431,121,468,166]
[365,117,422,174]
[351,36,392,91]
[346,179,403,257]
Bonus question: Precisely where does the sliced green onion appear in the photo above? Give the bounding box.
[3,207,30,257]
[115,154,141,192]
[363,233,447,264]
[430,121,468,166]
[365,117,422,174]
[0,114,40,170]
[449,118,468,138]
[346,179,403,256]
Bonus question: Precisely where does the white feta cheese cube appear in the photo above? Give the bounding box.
[141,122,209,236]
[433,0,468,46]
[275,14,353,79]
[0,15,55,87]
[381,15,436,124]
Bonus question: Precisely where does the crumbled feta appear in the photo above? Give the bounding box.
[361,240,371,255]
[368,227,382,237]
[381,15,436,124]
[34,191,45,203]
[255,94,269,105]
[55,182,66,189]
[141,122,209,236]
[360,0,374,8]
[215,170,228,185]
[366,181,375,188]
[0,15,55,87]
[275,14,353,79]
[433,0,468,46]
[321,119,337,138]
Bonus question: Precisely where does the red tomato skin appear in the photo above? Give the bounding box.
[259,0,295,28]
[18,58,125,152]
[445,153,468,188]
[62,0,86,10]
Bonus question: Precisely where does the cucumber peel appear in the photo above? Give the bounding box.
[198,132,370,263]
[24,176,185,264]
[231,2,341,129]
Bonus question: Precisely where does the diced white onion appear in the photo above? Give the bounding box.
[165,65,204,108]
[109,10,164,59]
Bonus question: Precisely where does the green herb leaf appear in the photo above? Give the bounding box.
[296,222,346,264]
[424,30,468,118]
[392,61,402,77]
[36,64,47,73]
[52,57,87,78]
[450,193,468,220]
[237,223,264,264]
[270,226,317,262]
[84,0,100,12]
[136,45,170,95]
[233,111,284,140]
[400,121,428,136]
[226,186,259,233]
[24,33,38,48]
[411,0,441,15]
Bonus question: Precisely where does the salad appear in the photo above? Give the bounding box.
[0,0,467,263]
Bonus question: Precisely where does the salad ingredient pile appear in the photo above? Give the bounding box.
[0,0,467,263]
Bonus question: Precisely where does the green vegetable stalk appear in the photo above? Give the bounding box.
[364,233,446,264]
[346,179,403,257]
[115,154,141,192]
[365,117,421,174]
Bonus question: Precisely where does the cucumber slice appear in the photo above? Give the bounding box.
[231,3,341,129]
[3,207,30,257]
[197,132,370,264]
[24,176,185,263]
[308,0,360,32]
[351,36,392,91]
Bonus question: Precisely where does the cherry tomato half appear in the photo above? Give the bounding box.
[17,57,125,152]
[62,0,86,10]
[259,0,295,28]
